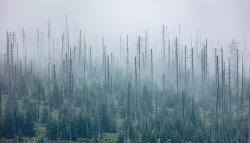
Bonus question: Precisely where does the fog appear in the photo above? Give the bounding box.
[1,0,250,45]
[1,0,250,142]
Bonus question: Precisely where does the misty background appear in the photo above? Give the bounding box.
[0,0,249,50]
[1,1,250,142]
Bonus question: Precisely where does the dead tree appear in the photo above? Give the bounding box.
[168,39,171,72]
[126,35,129,77]
[144,31,148,70]
[37,84,40,121]
[126,81,131,142]
[150,49,153,86]
[228,59,232,113]
[241,52,244,109]
[134,56,138,119]
[89,45,92,71]
[175,37,179,95]
[184,45,187,84]
[79,30,82,62]
[191,47,194,90]
[137,36,141,81]
[215,55,219,143]
[162,25,166,72]
[236,49,239,114]
[181,90,185,143]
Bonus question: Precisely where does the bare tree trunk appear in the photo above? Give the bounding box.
[107,55,110,113]
[79,30,82,62]
[175,37,179,95]
[134,56,138,120]
[191,47,194,90]
[37,85,40,122]
[126,35,129,77]
[184,45,187,84]
[241,52,244,108]
[229,59,232,113]
[150,49,153,86]
[162,25,166,72]
[236,49,239,114]
[138,36,141,81]
[215,55,219,143]
[168,39,171,73]
[181,90,185,143]
[144,31,148,71]
[126,81,131,143]
[89,45,92,71]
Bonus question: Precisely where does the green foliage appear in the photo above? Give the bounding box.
[0,26,249,143]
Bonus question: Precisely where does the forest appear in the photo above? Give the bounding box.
[0,19,249,143]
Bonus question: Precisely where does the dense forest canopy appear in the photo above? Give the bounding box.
[0,19,249,143]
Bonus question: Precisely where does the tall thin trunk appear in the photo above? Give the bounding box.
[138,36,141,81]
[191,47,194,90]
[144,31,148,70]
[134,56,138,119]
[43,87,45,116]
[79,30,82,62]
[168,39,171,72]
[37,85,40,122]
[181,90,185,143]
[89,45,92,71]
[184,45,187,84]
[162,25,166,72]
[229,59,232,113]
[107,55,110,113]
[215,55,219,143]
[150,49,153,86]
[236,49,239,114]
[241,52,244,108]
[175,37,179,95]
[126,81,131,142]
[126,35,129,77]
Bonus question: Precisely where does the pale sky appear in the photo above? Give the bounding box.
[0,0,249,46]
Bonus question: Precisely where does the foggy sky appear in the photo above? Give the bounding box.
[0,0,249,47]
